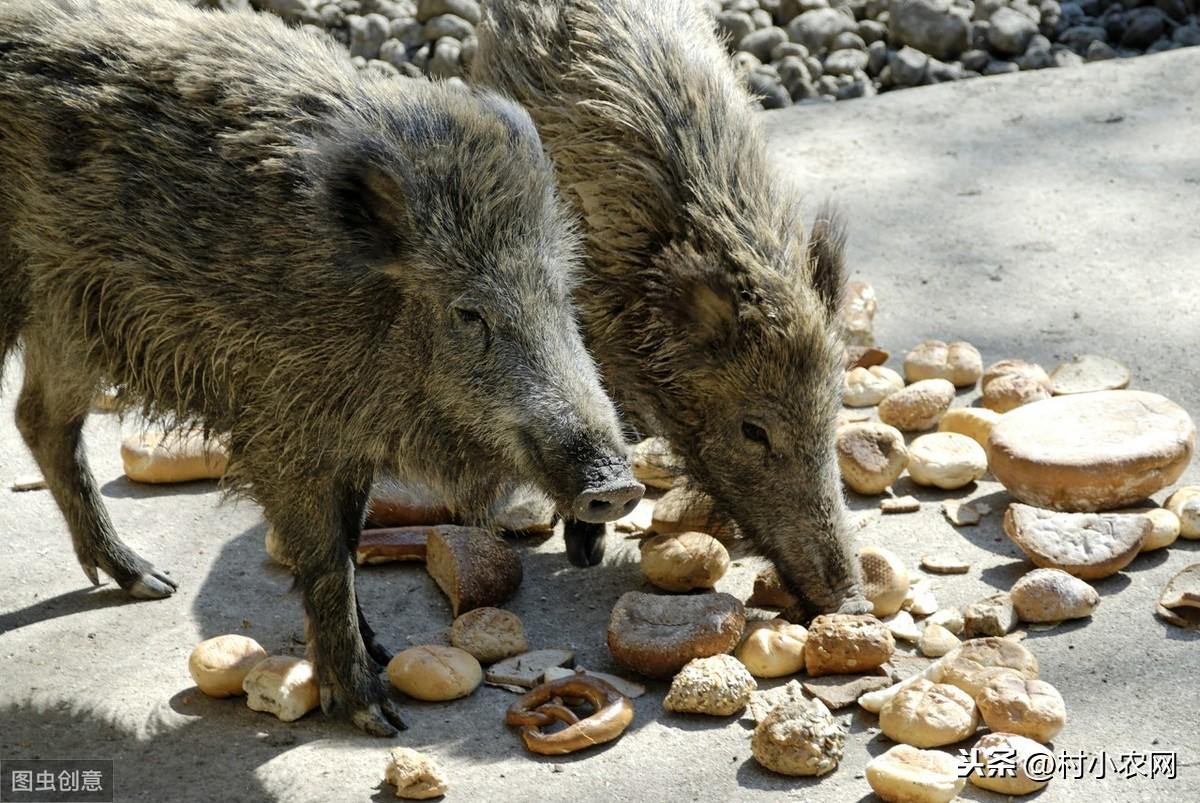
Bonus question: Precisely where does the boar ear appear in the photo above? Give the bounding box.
[327,156,415,265]
[805,204,848,320]
[675,270,740,348]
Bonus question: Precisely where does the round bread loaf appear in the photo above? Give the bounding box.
[989,391,1195,512]
[607,591,745,679]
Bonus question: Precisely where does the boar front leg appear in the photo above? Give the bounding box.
[15,332,177,598]
[263,471,406,737]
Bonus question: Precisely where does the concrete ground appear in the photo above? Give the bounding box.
[2,49,1199,803]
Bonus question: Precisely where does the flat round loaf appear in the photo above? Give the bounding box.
[607,591,745,679]
[1004,504,1149,579]
[1050,354,1130,395]
[988,391,1195,512]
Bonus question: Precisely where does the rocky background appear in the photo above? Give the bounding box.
[200,0,1200,106]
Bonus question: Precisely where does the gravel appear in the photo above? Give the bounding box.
[211,0,1198,106]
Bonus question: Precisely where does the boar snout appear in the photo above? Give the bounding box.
[573,473,644,523]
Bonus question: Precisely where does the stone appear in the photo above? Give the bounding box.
[1010,568,1099,622]
[937,407,1000,452]
[866,744,966,803]
[830,31,868,50]
[823,48,869,75]
[188,635,268,698]
[1060,24,1109,53]
[663,654,757,716]
[389,17,425,49]
[1156,563,1200,628]
[242,656,320,722]
[918,624,960,657]
[878,379,956,431]
[867,39,889,75]
[858,18,888,43]
[907,432,988,490]
[1049,354,1131,394]
[349,13,391,59]
[961,47,991,70]
[1165,486,1200,538]
[987,7,1038,54]
[416,0,480,24]
[1174,25,1200,46]
[422,12,473,41]
[1120,7,1166,49]
[860,546,911,617]
[448,607,527,663]
[1086,39,1118,60]
[967,733,1053,795]
[1004,504,1150,579]
[752,699,846,776]
[962,593,1016,637]
[607,592,745,678]
[889,0,971,60]
[387,645,482,701]
[384,747,448,800]
[975,673,1067,742]
[988,391,1195,512]
[747,69,793,109]
[740,26,789,60]
[716,10,756,45]
[802,674,892,709]
[804,614,895,676]
[484,649,574,689]
[890,46,930,86]
[1017,35,1055,69]
[836,422,909,495]
[787,8,858,52]
[735,619,809,678]
[843,365,905,407]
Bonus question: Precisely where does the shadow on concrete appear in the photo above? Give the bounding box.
[100,476,220,500]
[0,586,134,636]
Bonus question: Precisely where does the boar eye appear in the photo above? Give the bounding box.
[454,307,484,326]
[741,419,771,449]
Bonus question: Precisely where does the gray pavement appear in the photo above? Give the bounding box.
[2,49,1199,803]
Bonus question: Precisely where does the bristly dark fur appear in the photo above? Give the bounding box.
[475,0,869,615]
[0,0,636,735]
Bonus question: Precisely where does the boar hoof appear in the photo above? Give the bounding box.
[78,544,177,599]
[350,699,408,737]
[564,520,607,567]
[127,571,179,600]
[836,596,874,615]
[320,673,408,736]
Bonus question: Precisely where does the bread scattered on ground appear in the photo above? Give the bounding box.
[884,610,922,643]
[663,654,757,716]
[387,645,482,701]
[843,365,905,407]
[937,406,1001,451]
[121,430,227,484]
[506,675,634,755]
[1134,507,1182,552]
[926,608,965,635]
[1165,486,1200,539]
[920,554,971,575]
[859,546,910,616]
[484,649,574,689]
[836,422,909,495]
[865,743,966,803]
[607,591,745,679]
[988,391,1195,512]
[650,485,728,537]
[1004,503,1150,579]
[975,672,1067,742]
[804,613,895,676]
[968,732,1054,795]
[242,656,320,722]
[384,747,448,800]
[1049,354,1131,395]
[751,698,845,777]
[918,624,960,658]
[881,495,921,514]
[425,526,522,616]
[904,340,982,387]
[631,437,682,490]
[879,678,979,748]
[1010,568,1099,622]
[356,527,429,565]
[734,619,808,678]
[982,359,1053,394]
[903,580,938,616]
[639,531,730,592]
[449,607,528,664]
[939,637,1039,699]
[747,566,798,609]
[982,372,1050,412]
[541,666,646,699]
[188,635,268,698]
[878,379,956,432]
[1156,563,1200,629]
[907,432,988,490]
[963,593,1017,637]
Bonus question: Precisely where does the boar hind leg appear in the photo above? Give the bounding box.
[15,337,177,599]
[267,474,406,737]
[563,518,607,567]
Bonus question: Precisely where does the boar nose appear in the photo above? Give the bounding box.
[573,479,644,523]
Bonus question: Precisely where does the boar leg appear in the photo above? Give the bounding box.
[15,336,177,599]
[266,474,406,737]
[563,517,607,567]
[337,482,395,669]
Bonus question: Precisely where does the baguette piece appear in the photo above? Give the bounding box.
[356,527,429,566]
[425,526,522,617]
[121,430,227,484]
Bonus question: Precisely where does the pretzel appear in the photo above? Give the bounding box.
[505,675,634,755]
